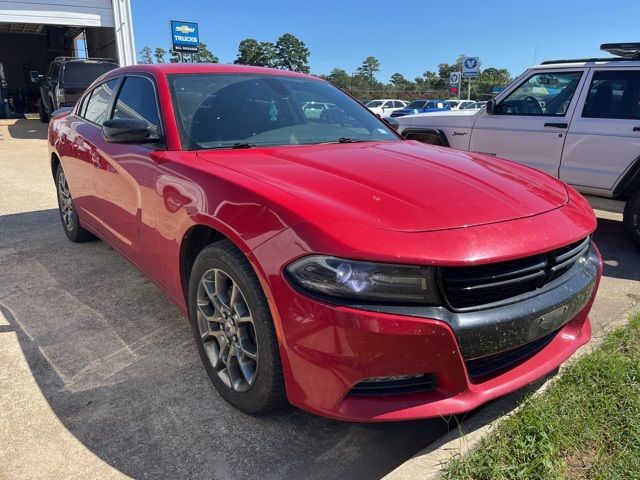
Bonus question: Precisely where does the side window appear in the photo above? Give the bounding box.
[111,76,161,135]
[496,71,582,116]
[394,101,404,108]
[76,93,88,117]
[83,78,119,125]
[382,101,393,108]
[582,70,640,120]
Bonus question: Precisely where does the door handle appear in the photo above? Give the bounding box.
[544,122,568,129]
[633,126,640,132]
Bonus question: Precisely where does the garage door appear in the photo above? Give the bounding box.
[0,1,114,28]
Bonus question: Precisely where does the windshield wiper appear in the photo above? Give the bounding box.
[232,142,258,149]
[337,137,361,143]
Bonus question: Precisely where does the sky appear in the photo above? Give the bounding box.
[131,0,640,81]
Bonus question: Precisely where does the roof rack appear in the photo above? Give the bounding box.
[601,42,640,58]
[540,57,638,65]
[541,42,640,65]
[53,56,116,62]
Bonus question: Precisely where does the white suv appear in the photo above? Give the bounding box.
[392,43,640,250]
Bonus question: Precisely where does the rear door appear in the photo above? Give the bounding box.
[67,78,120,220]
[470,69,587,177]
[560,67,640,193]
[87,74,164,267]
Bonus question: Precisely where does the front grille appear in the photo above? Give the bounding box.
[440,237,591,311]
[465,329,559,382]
[348,374,437,397]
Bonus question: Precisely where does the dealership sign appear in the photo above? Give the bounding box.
[462,57,479,78]
[449,72,461,85]
[170,20,199,53]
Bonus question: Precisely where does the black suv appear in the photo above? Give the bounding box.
[31,57,118,123]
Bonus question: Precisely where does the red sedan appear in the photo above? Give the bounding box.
[48,64,601,421]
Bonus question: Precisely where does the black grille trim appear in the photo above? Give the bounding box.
[440,237,591,311]
[465,329,559,382]
[348,374,437,397]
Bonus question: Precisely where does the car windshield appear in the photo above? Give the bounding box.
[406,100,427,109]
[61,62,118,87]
[366,100,383,107]
[168,74,398,150]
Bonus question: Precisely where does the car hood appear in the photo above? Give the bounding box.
[398,109,479,128]
[197,141,568,233]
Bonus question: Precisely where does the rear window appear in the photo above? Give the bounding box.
[406,101,427,109]
[61,62,118,87]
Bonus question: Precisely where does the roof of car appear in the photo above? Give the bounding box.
[533,57,640,68]
[110,63,318,79]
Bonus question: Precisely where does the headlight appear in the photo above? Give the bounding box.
[286,256,440,304]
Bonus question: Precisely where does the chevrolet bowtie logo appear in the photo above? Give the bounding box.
[175,25,195,34]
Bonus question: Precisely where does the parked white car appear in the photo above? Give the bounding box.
[448,100,476,110]
[463,101,488,110]
[392,43,640,249]
[365,99,408,116]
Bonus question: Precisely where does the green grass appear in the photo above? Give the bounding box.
[444,313,640,480]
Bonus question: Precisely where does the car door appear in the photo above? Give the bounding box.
[88,74,164,268]
[560,67,640,193]
[66,78,120,221]
[42,62,60,112]
[469,70,587,177]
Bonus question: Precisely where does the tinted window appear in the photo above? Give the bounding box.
[168,74,398,150]
[582,70,640,120]
[496,72,582,116]
[366,100,383,107]
[112,76,161,134]
[406,101,427,109]
[83,79,118,125]
[49,63,60,81]
[62,62,118,87]
[393,101,404,108]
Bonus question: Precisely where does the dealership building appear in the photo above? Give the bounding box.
[0,0,136,115]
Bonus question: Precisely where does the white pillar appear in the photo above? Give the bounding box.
[112,0,136,65]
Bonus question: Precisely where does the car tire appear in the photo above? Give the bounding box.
[624,190,640,251]
[55,164,94,242]
[188,240,286,414]
[38,98,49,123]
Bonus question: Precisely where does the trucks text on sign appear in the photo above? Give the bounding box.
[170,20,199,53]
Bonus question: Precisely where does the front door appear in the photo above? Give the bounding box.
[470,70,587,177]
[88,75,164,268]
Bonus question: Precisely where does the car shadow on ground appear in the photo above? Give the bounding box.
[594,217,640,282]
[0,209,450,480]
[0,208,633,480]
[6,119,48,140]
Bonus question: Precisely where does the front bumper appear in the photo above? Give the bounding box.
[267,245,601,422]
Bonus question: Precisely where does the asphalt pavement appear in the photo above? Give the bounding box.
[1,119,639,480]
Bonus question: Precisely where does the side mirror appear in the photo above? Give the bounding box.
[30,71,43,83]
[102,118,160,144]
[486,99,496,114]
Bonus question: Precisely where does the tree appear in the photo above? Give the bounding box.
[355,56,380,84]
[274,33,310,73]
[154,47,167,63]
[169,49,181,63]
[326,68,351,89]
[390,72,411,91]
[195,42,219,63]
[138,46,153,64]
[234,39,276,67]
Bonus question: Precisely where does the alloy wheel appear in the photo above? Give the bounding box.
[196,268,258,392]
[57,172,75,231]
